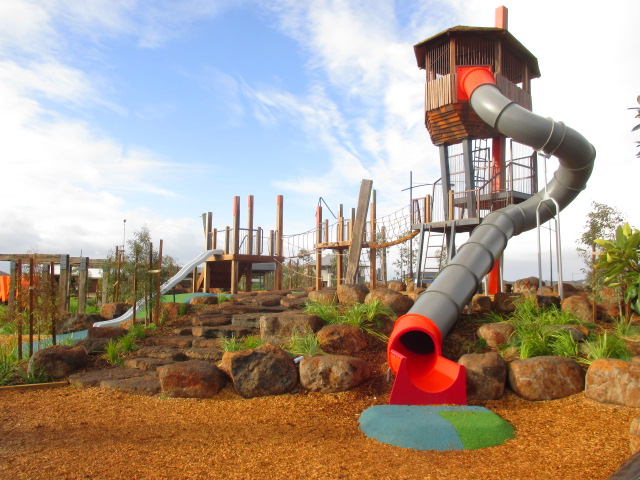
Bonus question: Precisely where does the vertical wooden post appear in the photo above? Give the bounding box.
[315,206,323,290]
[247,196,254,255]
[16,260,22,359]
[224,227,230,255]
[155,239,163,324]
[274,195,284,291]
[114,246,121,303]
[8,260,16,312]
[425,195,432,223]
[78,257,88,314]
[346,180,373,284]
[148,243,153,324]
[337,204,344,286]
[203,212,212,293]
[29,258,34,357]
[369,189,377,290]
[257,227,263,255]
[50,261,57,345]
[381,226,388,284]
[231,196,240,294]
[212,228,218,249]
[133,251,138,324]
[59,255,69,315]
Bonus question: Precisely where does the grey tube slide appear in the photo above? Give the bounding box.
[409,76,595,338]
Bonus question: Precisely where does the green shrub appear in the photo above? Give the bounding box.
[242,335,265,349]
[549,330,579,358]
[221,336,243,353]
[304,302,340,323]
[582,331,630,364]
[284,331,323,357]
[105,339,124,366]
[217,293,231,304]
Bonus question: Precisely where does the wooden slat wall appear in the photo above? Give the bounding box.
[496,73,532,110]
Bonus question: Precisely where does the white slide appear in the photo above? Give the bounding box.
[93,249,223,327]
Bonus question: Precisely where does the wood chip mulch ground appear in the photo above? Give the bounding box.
[0,373,637,479]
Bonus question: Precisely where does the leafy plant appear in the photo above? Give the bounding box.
[581,331,630,364]
[631,95,640,158]
[242,335,265,349]
[0,346,19,386]
[217,293,231,304]
[117,334,139,354]
[549,330,579,358]
[20,363,51,384]
[284,331,323,357]
[304,302,340,323]
[594,223,640,316]
[221,336,243,353]
[105,339,124,365]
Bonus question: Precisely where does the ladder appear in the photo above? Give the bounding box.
[415,224,446,288]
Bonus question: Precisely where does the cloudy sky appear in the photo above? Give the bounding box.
[1,0,638,282]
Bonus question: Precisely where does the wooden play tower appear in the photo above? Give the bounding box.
[412,6,540,293]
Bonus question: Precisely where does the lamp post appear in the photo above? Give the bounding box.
[122,219,127,255]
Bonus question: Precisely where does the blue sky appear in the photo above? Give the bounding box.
[1,0,639,281]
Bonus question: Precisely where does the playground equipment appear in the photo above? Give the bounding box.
[387,7,595,405]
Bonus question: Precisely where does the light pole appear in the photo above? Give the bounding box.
[122,219,127,255]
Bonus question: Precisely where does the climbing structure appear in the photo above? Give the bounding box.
[411,7,539,293]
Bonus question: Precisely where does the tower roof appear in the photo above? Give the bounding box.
[414,26,541,79]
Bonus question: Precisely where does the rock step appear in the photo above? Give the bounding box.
[231,313,264,329]
[191,326,254,339]
[100,374,161,397]
[147,335,195,348]
[68,367,146,389]
[137,345,189,361]
[191,314,232,327]
[185,347,223,362]
[124,357,177,371]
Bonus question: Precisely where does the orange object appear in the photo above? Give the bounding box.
[495,6,508,30]
[457,66,496,101]
[0,275,8,303]
[387,314,466,405]
[487,258,501,295]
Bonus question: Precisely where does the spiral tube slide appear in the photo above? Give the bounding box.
[387,67,596,405]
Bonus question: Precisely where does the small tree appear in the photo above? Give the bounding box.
[577,202,626,289]
[594,223,640,318]
[631,95,640,158]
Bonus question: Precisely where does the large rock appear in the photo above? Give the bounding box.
[157,360,226,398]
[100,302,130,319]
[365,289,413,315]
[493,292,521,314]
[470,295,492,314]
[236,294,283,307]
[387,281,406,292]
[308,289,338,305]
[337,284,370,305]
[585,359,640,407]
[536,295,561,310]
[477,322,514,349]
[299,355,370,393]
[88,326,127,339]
[100,375,161,396]
[561,295,593,323]
[280,296,307,309]
[508,356,585,401]
[60,314,105,333]
[458,352,507,401]
[259,311,324,344]
[513,277,542,294]
[219,344,297,398]
[316,324,367,355]
[28,345,89,380]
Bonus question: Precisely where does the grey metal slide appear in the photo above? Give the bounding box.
[93,249,222,327]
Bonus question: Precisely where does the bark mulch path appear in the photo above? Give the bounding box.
[0,383,636,479]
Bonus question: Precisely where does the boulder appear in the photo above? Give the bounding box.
[68,367,146,388]
[508,356,585,401]
[88,326,127,339]
[365,289,414,315]
[220,344,297,398]
[387,281,406,292]
[458,352,507,401]
[100,302,131,319]
[100,375,161,396]
[513,277,542,294]
[189,295,218,305]
[561,295,593,323]
[308,289,338,305]
[59,313,106,333]
[585,359,640,407]
[470,295,492,314]
[299,355,370,393]
[259,312,324,344]
[192,313,232,327]
[316,324,367,355]
[236,294,283,307]
[493,292,521,314]
[337,284,370,305]
[157,360,226,398]
[477,322,515,349]
[280,296,307,309]
[553,282,582,296]
[551,324,590,342]
[28,345,89,380]
[536,295,561,310]
[74,338,110,355]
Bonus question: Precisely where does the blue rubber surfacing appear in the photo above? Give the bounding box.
[358,405,515,451]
